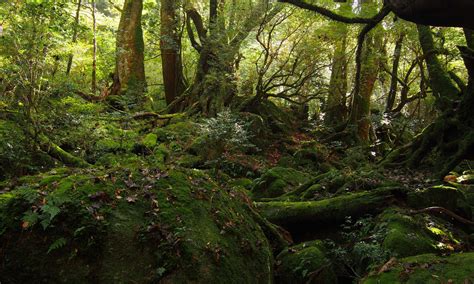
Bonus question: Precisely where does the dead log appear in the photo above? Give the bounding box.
[256,187,403,228]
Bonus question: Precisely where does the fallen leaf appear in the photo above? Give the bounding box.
[443,175,457,183]
[126,196,137,203]
[21,221,30,229]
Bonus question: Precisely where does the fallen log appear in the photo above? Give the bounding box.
[255,187,404,228]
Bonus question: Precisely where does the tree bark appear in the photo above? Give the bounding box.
[113,0,146,102]
[349,0,380,143]
[417,25,459,112]
[92,0,97,93]
[185,1,280,116]
[325,5,349,127]
[160,0,186,111]
[385,33,404,112]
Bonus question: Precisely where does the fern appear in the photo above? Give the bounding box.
[47,237,67,254]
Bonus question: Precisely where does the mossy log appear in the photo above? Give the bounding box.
[256,187,404,228]
[38,134,90,168]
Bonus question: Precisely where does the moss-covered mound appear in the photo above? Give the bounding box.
[407,185,472,219]
[0,166,273,283]
[363,253,474,283]
[275,240,337,284]
[360,206,471,259]
[252,167,311,199]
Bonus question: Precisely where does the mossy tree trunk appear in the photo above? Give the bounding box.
[384,34,474,177]
[113,0,146,104]
[184,0,280,116]
[385,33,404,112]
[160,0,186,112]
[417,25,459,112]
[349,0,381,143]
[325,4,349,127]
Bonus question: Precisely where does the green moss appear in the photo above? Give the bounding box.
[142,133,158,148]
[176,154,202,168]
[252,167,310,199]
[276,240,337,284]
[363,253,474,283]
[257,188,400,227]
[378,209,436,257]
[229,178,253,190]
[0,165,273,283]
[407,185,472,218]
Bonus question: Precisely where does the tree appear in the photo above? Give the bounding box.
[113,0,146,105]
[66,0,82,76]
[325,3,350,127]
[160,0,186,111]
[184,0,281,115]
[348,0,382,143]
[416,25,459,111]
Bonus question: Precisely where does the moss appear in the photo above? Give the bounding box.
[142,133,158,148]
[464,185,474,212]
[229,178,253,190]
[363,253,474,283]
[257,187,401,227]
[176,154,203,168]
[252,167,310,199]
[276,240,337,284]
[407,185,472,219]
[153,120,198,142]
[377,209,437,257]
[0,165,273,283]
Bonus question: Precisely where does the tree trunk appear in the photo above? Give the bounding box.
[417,25,459,111]
[185,1,280,116]
[349,0,380,143]
[160,0,186,111]
[113,0,146,103]
[66,0,81,76]
[385,33,404,112]
[325,5,349,127]
[464,28,474,49]
[91,0,97,93]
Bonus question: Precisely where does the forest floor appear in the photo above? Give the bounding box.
[1,100,474,283]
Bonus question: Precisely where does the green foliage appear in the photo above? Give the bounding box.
[47,237,67,254]
[198,110,255,173]
[325,215,390,280]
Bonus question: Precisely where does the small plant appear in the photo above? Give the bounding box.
[325,215,390,280]
[199,110,254,178]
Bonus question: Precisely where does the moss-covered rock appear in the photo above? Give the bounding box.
[0,166,273,283]
[407,185,472,219]
[275,240,337,284]
[377,209,437,257]
[362,253,474,283]
[252,167,311,199]
[376,208,467,258]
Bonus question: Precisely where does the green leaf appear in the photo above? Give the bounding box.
[22,210,39,226]
[47,237,67,254]
[41,204,61,222]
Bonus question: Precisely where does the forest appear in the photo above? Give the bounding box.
[0,0,474,283]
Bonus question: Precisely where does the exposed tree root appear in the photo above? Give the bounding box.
[409,206,474,226]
